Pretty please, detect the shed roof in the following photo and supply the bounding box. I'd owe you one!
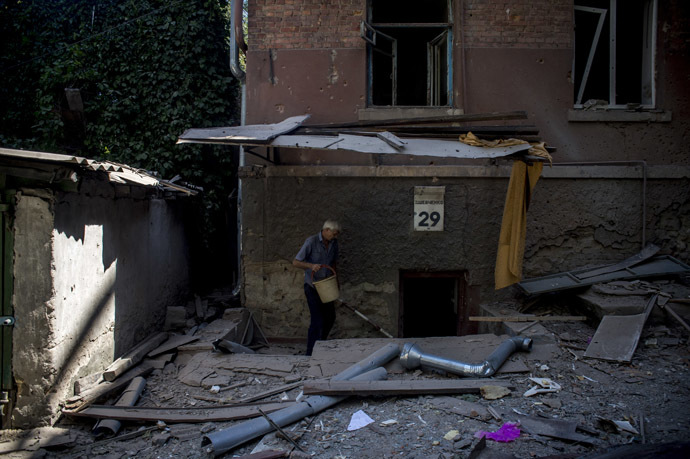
[0,147,197,196]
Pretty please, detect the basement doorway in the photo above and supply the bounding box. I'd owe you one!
[399,271,466,338]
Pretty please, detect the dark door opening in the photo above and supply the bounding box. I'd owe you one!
[399,271,466,338]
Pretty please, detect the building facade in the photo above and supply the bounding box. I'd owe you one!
[237,0,690,339]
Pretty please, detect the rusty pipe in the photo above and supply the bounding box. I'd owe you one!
[399,336,532,377]
[230,0,246,82]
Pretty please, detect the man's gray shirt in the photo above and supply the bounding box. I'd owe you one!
[295,231,339,286]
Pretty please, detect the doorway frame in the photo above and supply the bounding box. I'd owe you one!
[398,270,467,338]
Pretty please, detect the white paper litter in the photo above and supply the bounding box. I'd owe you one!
[347,410,375,431]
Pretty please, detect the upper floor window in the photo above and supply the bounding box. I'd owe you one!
[573,0,657,109]
[362,0,452,107]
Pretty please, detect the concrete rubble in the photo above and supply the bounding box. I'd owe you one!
[1,280,689,458]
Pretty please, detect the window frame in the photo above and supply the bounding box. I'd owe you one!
[572,0,658,110]
[363,0,453,108]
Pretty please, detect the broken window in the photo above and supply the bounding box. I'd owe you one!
[363,0,452,107]
[573,0,657,108]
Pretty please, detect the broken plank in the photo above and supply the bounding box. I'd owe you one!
[302,111,529,129]
[659,303,690,333]
[103,332,168,382]
[302,379,514,396]
[64,401,296,423]
[148,334,199,358]
[66,362,154,410]
[469,315,586,322]
[584,295,657,362]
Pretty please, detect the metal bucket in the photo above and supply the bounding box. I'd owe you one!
[312,266,339,303]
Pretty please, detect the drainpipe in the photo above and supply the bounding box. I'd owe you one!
[230,0,247,298]
[202,344,399,456]
[399,336,532,377]
[230,0,246,83]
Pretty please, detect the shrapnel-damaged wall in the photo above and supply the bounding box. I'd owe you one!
[240,166,690,339]
[11,180,190,428]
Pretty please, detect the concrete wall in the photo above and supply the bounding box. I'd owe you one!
[11,180,190,427]
[240,165,690,338]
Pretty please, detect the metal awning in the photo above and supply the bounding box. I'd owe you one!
[177,115,540,160]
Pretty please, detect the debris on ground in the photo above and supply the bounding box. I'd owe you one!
[2,278,689,458]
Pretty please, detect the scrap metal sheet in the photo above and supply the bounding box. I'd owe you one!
[518,255,690,295]
[177,115,310,144]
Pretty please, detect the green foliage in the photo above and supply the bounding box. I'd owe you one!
[0,0,241,286]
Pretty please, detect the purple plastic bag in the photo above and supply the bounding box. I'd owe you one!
[474,422,521,442]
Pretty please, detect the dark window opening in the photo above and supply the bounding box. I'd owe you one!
[399,271,465,338]
[365,0,452,107]
[574,0,655,108]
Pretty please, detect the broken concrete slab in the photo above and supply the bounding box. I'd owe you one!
[584,295,657,362]
[178,352,307,387]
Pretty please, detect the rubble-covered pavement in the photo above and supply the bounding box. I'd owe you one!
[2,280,690,458]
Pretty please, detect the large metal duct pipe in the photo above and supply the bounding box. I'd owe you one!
[399,336,532,377]
[202,343,399,456]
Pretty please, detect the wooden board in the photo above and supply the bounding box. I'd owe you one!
[302,379,514,396]
[148,335,199,357]
[308,335,530,378]
[65,401,295,423]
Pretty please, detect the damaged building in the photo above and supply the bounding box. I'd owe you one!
[181,0,689,341]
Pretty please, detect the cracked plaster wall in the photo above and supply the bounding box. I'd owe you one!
[241,174,690,339]
[10,182,190,428]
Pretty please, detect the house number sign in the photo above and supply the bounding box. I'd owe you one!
[413,186,445,231]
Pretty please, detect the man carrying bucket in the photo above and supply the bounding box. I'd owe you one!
[293,219,341,356]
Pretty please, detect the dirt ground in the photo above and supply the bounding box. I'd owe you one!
[3,281,690,459]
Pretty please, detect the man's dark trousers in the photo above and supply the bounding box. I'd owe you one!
[304,284,335,356]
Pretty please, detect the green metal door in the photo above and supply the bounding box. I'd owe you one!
[0,192,14,416]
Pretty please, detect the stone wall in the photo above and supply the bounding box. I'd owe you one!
[10,181,190,428]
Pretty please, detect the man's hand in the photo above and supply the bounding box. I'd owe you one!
[311,263,321,272]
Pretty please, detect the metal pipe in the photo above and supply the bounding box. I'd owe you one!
[230,0,246,82]
[93,376,146,436]
[399,336,532,377]
[202,343,399,456]
[203,367,388,456]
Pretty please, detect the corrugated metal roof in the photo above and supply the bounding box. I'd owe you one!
[0,147,197,196]
[177,114,546,161]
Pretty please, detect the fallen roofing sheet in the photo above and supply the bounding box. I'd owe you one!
[518,255,690,295]
[177,115,536,160]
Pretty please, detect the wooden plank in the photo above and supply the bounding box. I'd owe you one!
[64,401,296,423]
[584,295,657,362]
[302,111,529,129]
[65,362,154,411]
[302,379,514,396]
[103,332,168,381]
[147,334,199,357]
[469,315,587,322]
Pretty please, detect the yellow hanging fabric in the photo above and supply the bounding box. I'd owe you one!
[495,161,543,290]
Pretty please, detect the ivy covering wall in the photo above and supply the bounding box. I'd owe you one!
[0,0,241,289]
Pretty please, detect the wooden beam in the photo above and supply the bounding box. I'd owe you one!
[65,363,154,411]
[302,111,529,129]
[64,401,296,423]
[103,332,168,382]
[469,316,587,322]
[302,379,514,396]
